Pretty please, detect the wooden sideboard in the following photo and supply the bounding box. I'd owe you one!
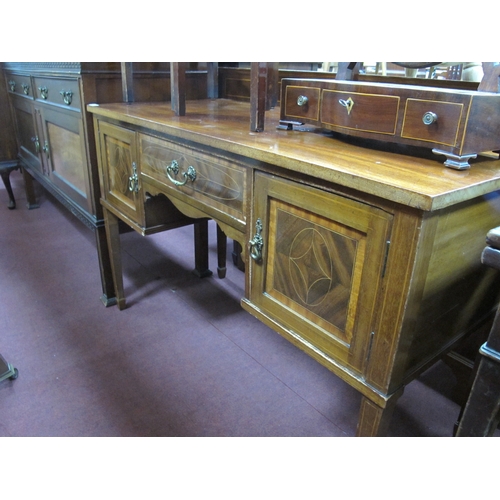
[88,98,500,436]
[2,62,208,305]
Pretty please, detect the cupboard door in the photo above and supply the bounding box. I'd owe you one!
[10,95,41,172]
[97,121,144,225]
[248,172,393,372]
[35,105,90,212]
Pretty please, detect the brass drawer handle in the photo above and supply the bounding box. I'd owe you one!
[128,162,139,193]
[22,83,30,95]
[8,80,16,92]
[339,97,354,115]
[297,95,309,106]
[38,86,48,99]
[166,160,197,186]
[249,218,263,262]
[422,111,438,125]
[60,90,73,106]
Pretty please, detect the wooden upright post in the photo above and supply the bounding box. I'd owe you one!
[250,62,269,132]
[171,62,186,116]
[207,62,219,99]
[120,62,134,103]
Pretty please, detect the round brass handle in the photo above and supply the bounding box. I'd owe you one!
[297,95,309,106]
[422,111,438,125]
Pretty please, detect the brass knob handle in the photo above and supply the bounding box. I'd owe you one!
[249,218,264,262]
[422,111,438,125]
[60,90,73,106]
[128,162,140,193]
[38,86,48,99]
[297,95,309,106]
[166,160,197,187]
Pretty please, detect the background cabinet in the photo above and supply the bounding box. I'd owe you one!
[3,62,210,305]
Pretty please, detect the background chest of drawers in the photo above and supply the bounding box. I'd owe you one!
[2,62,208,305]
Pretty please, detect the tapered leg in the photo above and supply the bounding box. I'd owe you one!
[192,219,212,278]
[216,224,227,278]
[95,222,117,307]
[455,353,500,436]
[103,207,127,310]
[356,393,402,437]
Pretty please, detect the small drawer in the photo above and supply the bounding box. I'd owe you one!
[401,99,463,147]
[140,135,247,225]
[6,73,33,98]
[321,89,400,135]
[33,77,81,110]
[283,86,321,122]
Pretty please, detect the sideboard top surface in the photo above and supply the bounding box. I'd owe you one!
[87,99,500,211]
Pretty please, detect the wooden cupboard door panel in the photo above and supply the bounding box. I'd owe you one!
[98,121,143,224]
[250,172,393,371]
[37,106,89,211]
[10,95,41,172]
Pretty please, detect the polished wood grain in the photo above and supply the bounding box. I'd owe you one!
[280,78,500,168]
[87,99,500,210]
[89,99,500,436]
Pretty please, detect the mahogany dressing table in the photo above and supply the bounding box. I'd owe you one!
[88,98,500,436]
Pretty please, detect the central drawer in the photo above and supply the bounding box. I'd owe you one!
[321,89,400,135]
[139,134,247,227]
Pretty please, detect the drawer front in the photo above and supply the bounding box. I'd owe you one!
[6,73,33,98]
[401,99,463,146]
[283,86,321,122]
[140,134,247,225]
[33,77,81,110]
[321,89,400,135]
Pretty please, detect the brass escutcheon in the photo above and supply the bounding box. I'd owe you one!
[339,97,354,115]
[128,162,139,193]
[249,218,264,262]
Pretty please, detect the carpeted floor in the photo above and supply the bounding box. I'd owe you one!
[0,168,488,437]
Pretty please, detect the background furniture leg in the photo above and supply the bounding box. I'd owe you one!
[216,224,227,278]
[0,166,17,209]
[192,219,212,278]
